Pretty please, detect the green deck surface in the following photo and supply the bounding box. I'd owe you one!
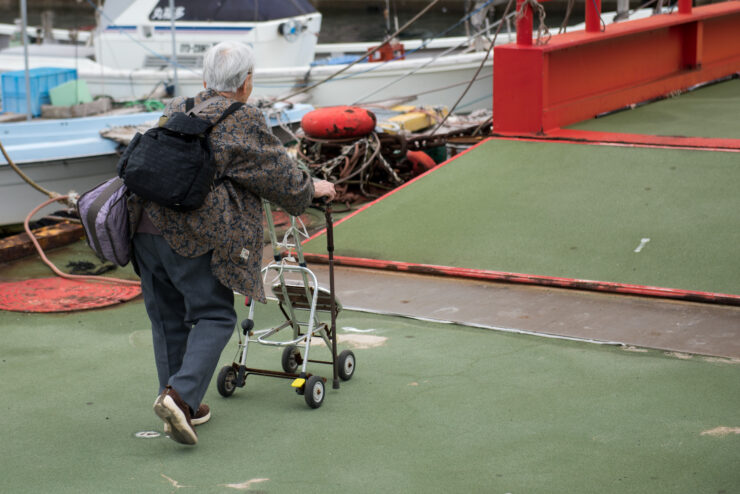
[567,78,740,139]
[305,139,740,296]
[1,294,739,493]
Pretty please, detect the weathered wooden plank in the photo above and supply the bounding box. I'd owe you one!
[0,221,84,263]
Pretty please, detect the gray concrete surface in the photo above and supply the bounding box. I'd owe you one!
[303,262,740,360]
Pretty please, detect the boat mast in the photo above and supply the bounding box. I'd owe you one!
[169,0,179,96]
[19,0,32,120]
[384,0,391,34]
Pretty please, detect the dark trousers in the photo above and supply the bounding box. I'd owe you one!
[133,233,236,413]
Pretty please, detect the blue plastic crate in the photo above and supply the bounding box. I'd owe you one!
[1,67,77,116]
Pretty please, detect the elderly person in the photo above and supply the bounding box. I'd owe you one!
[132,41,335,445]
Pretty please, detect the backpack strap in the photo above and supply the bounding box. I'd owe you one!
[186,96,218,117]
[184,97,243,129]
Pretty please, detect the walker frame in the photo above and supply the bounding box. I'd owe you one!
[216,199,355,408]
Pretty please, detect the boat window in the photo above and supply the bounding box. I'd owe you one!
[148,0,316,22]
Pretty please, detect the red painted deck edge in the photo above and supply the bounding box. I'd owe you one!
[303,254,740,307]
[492,129,740,152]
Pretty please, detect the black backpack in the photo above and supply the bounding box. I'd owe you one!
[117,97,243,211]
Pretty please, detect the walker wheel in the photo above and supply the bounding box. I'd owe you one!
[304,376,325,409]
[281,345,301,374]
[217,365,237,397]
[337,350,356,381]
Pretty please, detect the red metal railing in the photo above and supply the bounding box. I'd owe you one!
[495,0,740,134]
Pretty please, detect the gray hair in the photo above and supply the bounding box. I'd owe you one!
[202,41,255,92]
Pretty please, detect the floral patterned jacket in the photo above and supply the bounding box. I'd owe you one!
[132,89,314,302]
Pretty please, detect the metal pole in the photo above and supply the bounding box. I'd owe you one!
[515,0,532,46]
[325,205,340,390]
[617,0,629,17]
[20,0,32,120]
[586,0,602,33]
[385,0,391,34]
[678,0,692,14]
[169,0,179,97]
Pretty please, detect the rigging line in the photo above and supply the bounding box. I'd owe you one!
[358,72,493,107]
[275,0,443,103]
[516,0,551,45]
[430,0,516,135]
[397,0,498,57]
[558,0,576,34]
[308,0,502,95]
[627,0,659,18]
[309,9,507,98]
[589,0,607,32]
[288,0,311,16]
[454,91,493,110]
[351,16,511,105]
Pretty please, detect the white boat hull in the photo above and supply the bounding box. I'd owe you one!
[0,49,493,111]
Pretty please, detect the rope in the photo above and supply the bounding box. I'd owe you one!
[351,12,514,105]
[254,0,502,94]
[1,138,138,287]
[276,0,443,103]
[559,0,576,33]
[0,139,63,201]
[24,195,141,287]
[430,0,516,135]
[589,0,607,32]
[298,132,405,202]
[358,72,492,106]
[516,0,551,45]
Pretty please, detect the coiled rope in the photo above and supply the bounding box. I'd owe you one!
[1,138,140,287]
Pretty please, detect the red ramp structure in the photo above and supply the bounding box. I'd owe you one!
[493,0,740,135]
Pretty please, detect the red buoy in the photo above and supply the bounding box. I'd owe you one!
[406,150,436,176]
[301,106,377,139]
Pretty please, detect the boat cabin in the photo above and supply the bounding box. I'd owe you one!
[95,0,321,70]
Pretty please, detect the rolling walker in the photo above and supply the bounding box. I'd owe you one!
[216,200,355,408]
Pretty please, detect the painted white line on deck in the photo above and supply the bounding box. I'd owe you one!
[134,431,161,439]
[221,478,270,490]
[341,326,377,333]
[343,305,626,347]
[634,238,651,253]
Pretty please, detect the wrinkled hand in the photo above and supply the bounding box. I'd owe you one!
[313,179,336,202]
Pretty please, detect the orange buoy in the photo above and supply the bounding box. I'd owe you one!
[301,106,377,139]
[406,150,436,176]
